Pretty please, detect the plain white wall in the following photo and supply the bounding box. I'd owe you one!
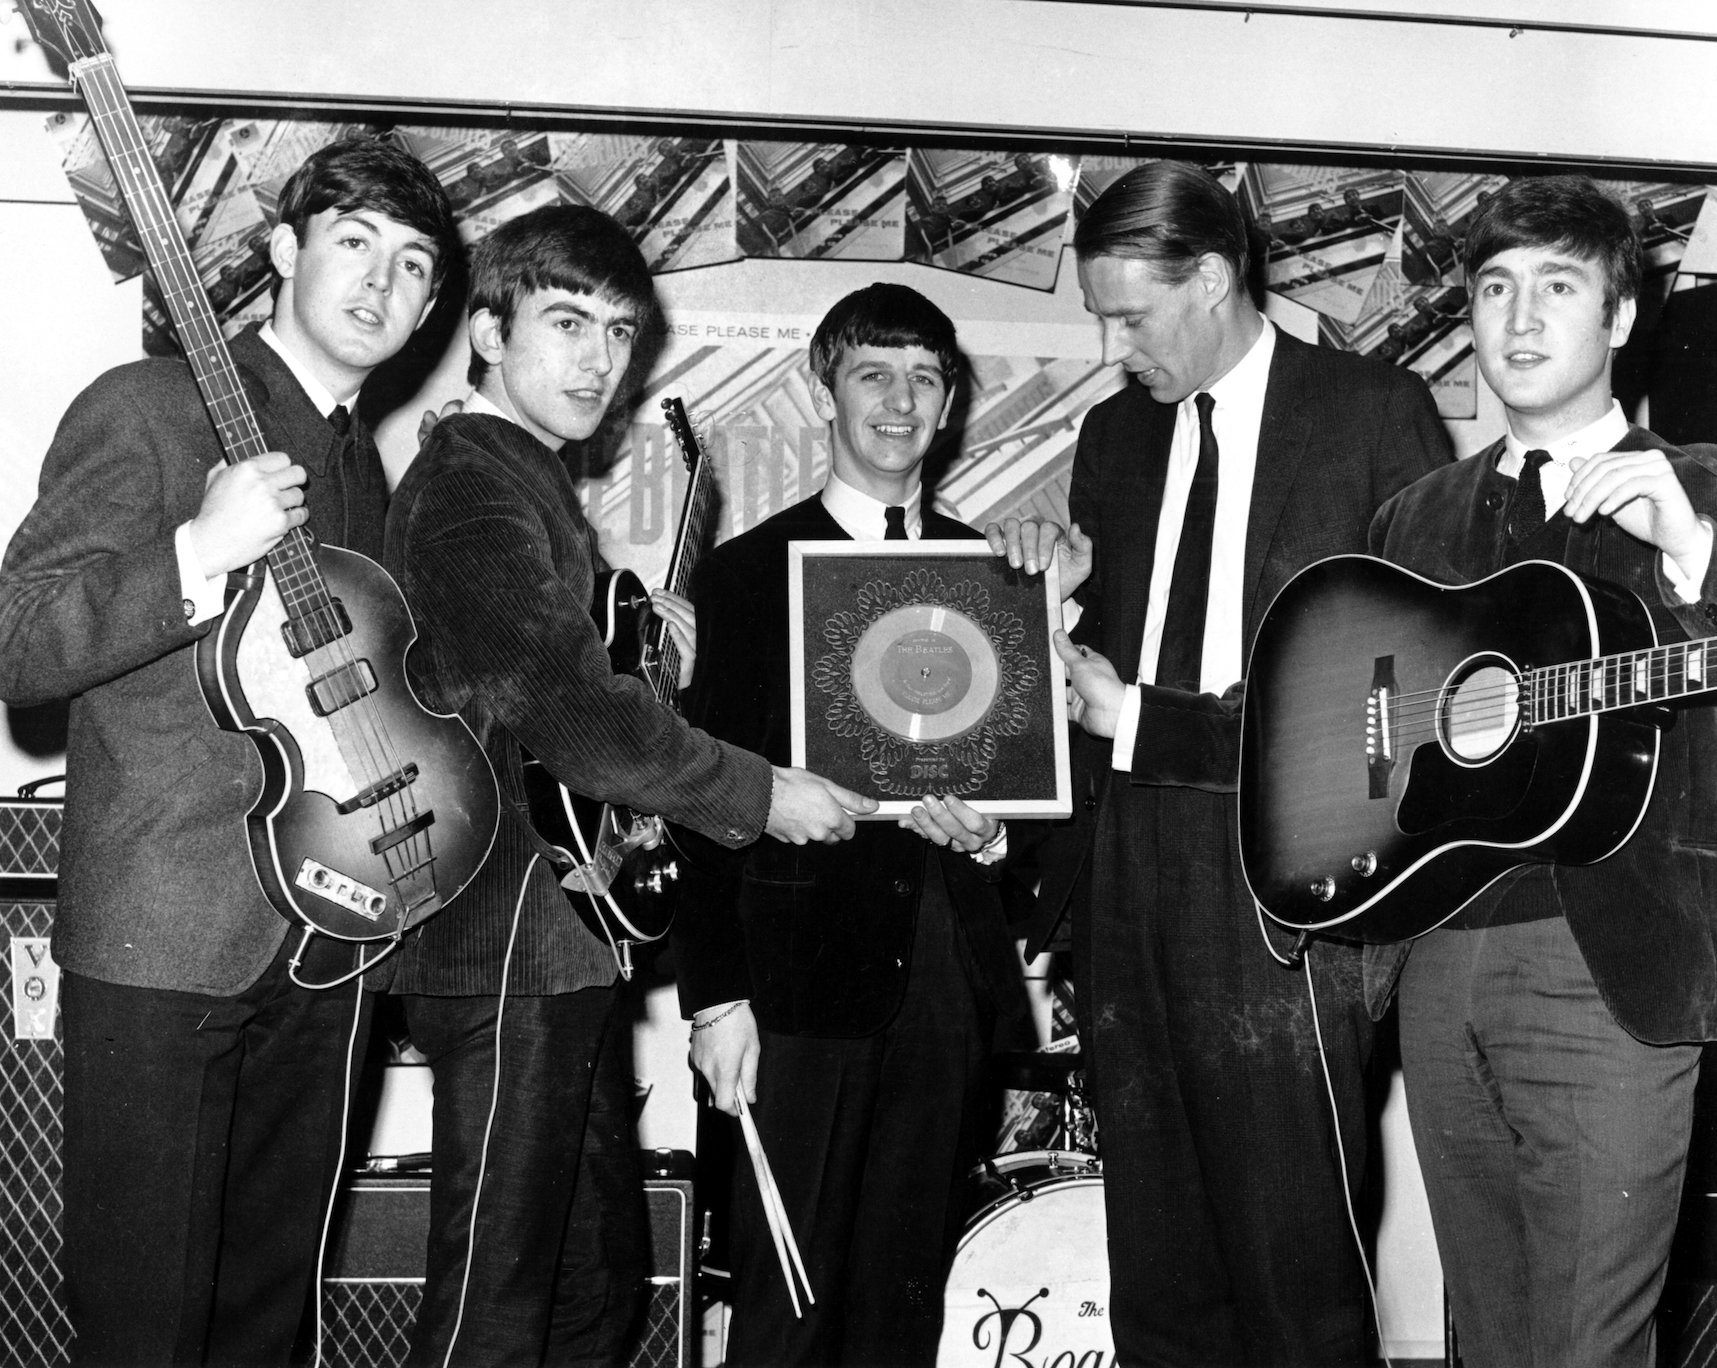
[3,0,1715,165]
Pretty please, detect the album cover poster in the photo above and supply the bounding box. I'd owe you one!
[788,542,1070,818]
[1069,155,1241,222]
[1669,190,1717,276]
[904,149,1074,291]
[553,134,739,272]
[49,112,377,354]
[734,140,908,261]
[1595,178,1710,306]
[1241,164,1405,327]
[583,329,1122,592]
[392,124,562,243]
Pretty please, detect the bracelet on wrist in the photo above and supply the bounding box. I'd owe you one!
[691,1000,746,1032]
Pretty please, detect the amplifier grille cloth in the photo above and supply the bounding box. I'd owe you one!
[0,897,71,1367]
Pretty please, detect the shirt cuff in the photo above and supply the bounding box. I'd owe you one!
[1110,683,1142,772]
[174,521,227,625]
[1662,517,1715,604]
[971,822,1009,865]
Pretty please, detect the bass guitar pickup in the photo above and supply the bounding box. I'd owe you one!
[306,658,378,717]
[281,597,352,658]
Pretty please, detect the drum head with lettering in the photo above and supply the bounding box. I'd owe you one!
[850,603,999,743]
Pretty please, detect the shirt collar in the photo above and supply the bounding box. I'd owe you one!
[258,320,357,417]
[1502,401,1629,469]
[820,471,923,540]
[463,388,512,423]
[1186,317,1275,422]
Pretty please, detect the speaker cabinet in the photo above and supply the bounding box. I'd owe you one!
[319,1151,696,1368]
[0,797,68,1368]
[0,797,694,1368]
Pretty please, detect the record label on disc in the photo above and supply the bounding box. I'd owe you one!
[851,604,999,742]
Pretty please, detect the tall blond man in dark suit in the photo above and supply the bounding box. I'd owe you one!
[993,161,1451,1365]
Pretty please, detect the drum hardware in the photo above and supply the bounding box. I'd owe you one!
[990,1049,1099,1156]
[1060,1069,1097,1157]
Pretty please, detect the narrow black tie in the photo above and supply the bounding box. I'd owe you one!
[884,504,909,540]
[328,403,352,438]
[1156,391,1219,690]
[1510,448,1551,543]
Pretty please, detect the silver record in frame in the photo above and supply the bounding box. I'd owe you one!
[789,540,1072,819]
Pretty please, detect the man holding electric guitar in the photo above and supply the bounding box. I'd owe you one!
[381,205,875,1367]
[0,136,461,1367]
[1361,175,1717,1368]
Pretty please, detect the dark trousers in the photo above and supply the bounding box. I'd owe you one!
[60,936,373,1368]
[1079,783,1373,1368]
[724,875,990,1368]
[1399,917,1700,1368]
[398,984,647,1368]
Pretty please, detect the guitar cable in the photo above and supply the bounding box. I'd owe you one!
[440,850,535,1368]
[309,947,370,1368]
[287,925,402,992]
[1254,902,1395,1368]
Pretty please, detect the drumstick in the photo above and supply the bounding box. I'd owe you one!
[735,1091,815,1312]
[733,1092,799,1317]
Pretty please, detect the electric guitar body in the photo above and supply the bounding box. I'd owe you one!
[520,400,714,976]
[520,565,683,948]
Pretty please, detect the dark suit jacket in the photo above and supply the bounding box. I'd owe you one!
[1026,328,1454,953]
[381,411,773,996]
[672,496,1029,1038]
[0,327,386,994]
[1366,428,1717,1044]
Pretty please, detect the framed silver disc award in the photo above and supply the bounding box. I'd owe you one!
[788,541,1072,818]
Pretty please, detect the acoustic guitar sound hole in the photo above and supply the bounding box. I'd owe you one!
[1440,661,1520,764]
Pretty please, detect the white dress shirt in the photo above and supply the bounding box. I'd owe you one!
[1111,320,1277,769]
[820,472,924,541]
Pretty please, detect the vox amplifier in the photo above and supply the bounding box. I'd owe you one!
[319,1149,695,1368]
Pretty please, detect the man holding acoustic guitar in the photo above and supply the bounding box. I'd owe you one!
[0,137,461,1367]
[380,204,875,1366]
[1365,175,1717,1368]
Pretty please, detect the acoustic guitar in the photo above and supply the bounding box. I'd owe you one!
[519,396,714,978]
[20,0,499,943]
[1235,554,1709,943]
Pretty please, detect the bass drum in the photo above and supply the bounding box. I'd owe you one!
[937,1150,1113,1366]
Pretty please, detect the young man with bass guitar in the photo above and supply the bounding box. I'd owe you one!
[1366,174,1717,1367]
[381,203,873,1367]
[0,135,460,1367]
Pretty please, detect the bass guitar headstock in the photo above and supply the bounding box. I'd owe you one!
[15,0,108,67]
